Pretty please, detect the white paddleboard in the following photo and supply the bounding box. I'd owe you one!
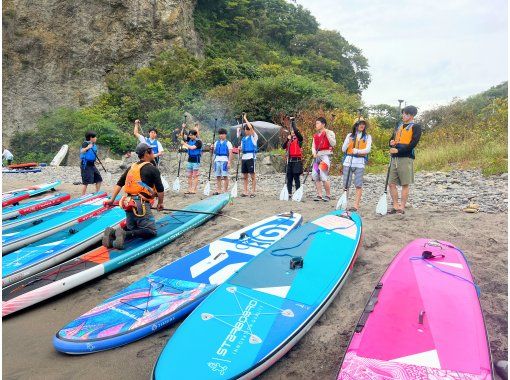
[50,145,69,166]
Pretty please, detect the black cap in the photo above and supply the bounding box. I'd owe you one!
[402,105,418,116]
[135,143,151,156]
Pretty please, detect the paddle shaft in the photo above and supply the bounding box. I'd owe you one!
[234,117,243,182]
[383,102,404,193]
[90,146,108,173]
[176,115,187,177]
[156,207,244,222]
[207,118,218,181]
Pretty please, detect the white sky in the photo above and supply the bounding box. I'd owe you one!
[295,0,508,110]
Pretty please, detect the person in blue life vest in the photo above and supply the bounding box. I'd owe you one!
[311,117,336,202]
[181,130,203,194]
[388,105,422,214]
[133,119,164,165]
[103,142,165,250]
[341,117,372,212]
[239,113,258,197]
[79,131,103,196]
[281,118,304,198]
[211,128,234,194]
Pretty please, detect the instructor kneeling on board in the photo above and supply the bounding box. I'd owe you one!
[103,143,165,250]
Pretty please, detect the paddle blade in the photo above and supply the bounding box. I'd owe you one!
[336,191,347,210]
[376,192,388,215]
[203,181,211,196]
[292,186,303,202]
[161,176,170,192]
[172,177,180,192]
[231,181,238,198]
[279,186,289,201]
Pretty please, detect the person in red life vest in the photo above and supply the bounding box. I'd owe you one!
[239,113,258,197]
[79,131,103,196]
[103,143,165,250]
[281,117,304,198]
[341,117,372,211]
[388,105,422,214]
[311,117,336,201]
[181,130,203,194]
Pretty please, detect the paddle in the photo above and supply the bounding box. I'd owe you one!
[336,109,363,210]
[156,207,244,223]
[173,115,187,192]
[279,117,294,201]
[203,118,218,196]
[231,116,243,198]
[91,148,112,183]
[138,123,170,192]
[376,100,403,215]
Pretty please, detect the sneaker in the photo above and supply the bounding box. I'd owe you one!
[102,227,116,248]
[322,196,331,202]
[313,195,322,202]
[112,228,126,250]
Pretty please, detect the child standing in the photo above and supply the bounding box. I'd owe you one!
[341,118,372,211]
[79,131,103,196]
[212,128,233,194]
[311,117,336,202]
[181,130,202,194]
[239,113,258,197]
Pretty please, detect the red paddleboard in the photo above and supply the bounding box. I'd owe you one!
[7,162,38,169]
[338,239,493,379]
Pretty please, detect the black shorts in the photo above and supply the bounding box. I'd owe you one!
[81,165,102,185]
[241,158,255,174]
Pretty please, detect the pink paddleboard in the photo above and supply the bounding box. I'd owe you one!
[338,239,492,379]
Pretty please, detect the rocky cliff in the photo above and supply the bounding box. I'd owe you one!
[2,0,202,142]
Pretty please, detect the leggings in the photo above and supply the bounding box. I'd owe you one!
[286,159,303,194]
[286,172,301,194]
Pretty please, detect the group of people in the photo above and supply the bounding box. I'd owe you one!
[78,106,421,250]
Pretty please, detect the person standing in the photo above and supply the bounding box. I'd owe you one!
[239,113,258,197]
[181,130,203,194]
[281,117,304,198]
[341,118,372,211]
[212,128,233,194]
[388,105,422,214]
[311,117,336,202]
[2,146,13,166]
[79,131,103,196]
[134,119,164,165]
[103,143,164,250]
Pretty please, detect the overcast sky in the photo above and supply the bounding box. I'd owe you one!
[295,0,508,110]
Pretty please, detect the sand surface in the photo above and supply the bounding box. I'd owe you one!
[2,178,508,380]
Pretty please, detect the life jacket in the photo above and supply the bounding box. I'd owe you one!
[345,133,369,164]
[241,136,257,154]
[395,123,414,145]
[214,140,229,156]
[80,142,97,163]
[313,131,332,152]
[124,162,156,200]
[145,137,159,155]
[288,138,302,158]
[187,139,202,160]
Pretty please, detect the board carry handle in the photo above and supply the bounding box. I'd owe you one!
[355,282,383,333]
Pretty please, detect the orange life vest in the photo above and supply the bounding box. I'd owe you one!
[124,162,156,198]
[346,134,368,156]
[395,123,414,145]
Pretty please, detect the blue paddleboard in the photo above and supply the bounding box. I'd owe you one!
[53,212,302,354]
[152,210,362,379]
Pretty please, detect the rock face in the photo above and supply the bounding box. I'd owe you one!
[2,0,202,142]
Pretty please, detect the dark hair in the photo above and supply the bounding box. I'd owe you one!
[148,127,158,133]
[316,117,327,126]
[351,120,368,139]
[402,105,418,116]
[218,128,227,135]
[85,131,97,141]
[189,130,198,136]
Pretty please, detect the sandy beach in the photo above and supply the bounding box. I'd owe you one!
[2,174,508,380]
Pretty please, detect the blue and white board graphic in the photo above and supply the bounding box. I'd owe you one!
[53,212,302,354]
[3,206,126,287]
[152,210,362,379]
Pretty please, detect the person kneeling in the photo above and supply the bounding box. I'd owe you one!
[103,143,165,250]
